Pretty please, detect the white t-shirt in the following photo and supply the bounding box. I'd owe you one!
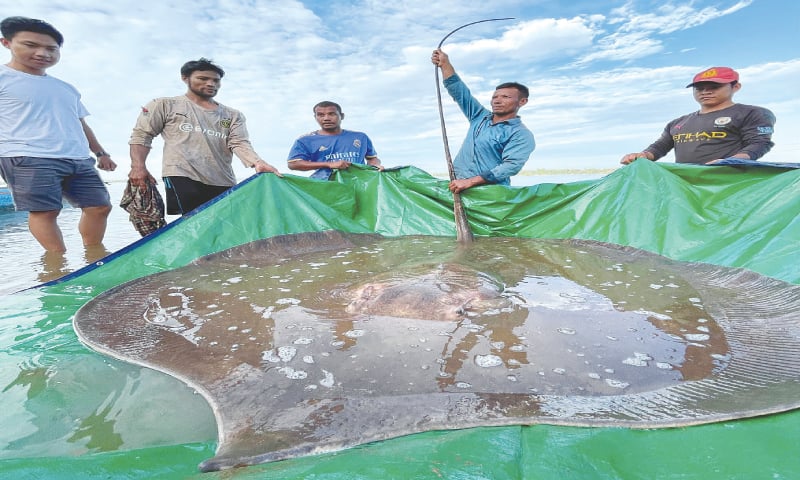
[0,64,91,159]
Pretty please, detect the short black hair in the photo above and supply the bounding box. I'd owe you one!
[180,58,225,78]
[313,101,343,115]
[496,82,529,99]
[1,16,64,46]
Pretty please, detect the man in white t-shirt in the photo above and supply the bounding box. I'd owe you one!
[0,16,117,253]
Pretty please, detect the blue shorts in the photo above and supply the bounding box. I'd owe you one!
[0,156,111,212]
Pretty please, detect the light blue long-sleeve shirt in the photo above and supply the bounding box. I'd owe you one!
[444,74,535,185]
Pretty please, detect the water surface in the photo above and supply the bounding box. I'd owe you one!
[0,174,604,295]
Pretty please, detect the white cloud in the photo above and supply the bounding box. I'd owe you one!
[575,1,754,64]
[4,0,798,184]
[448,17,598,62]
[608,0,752,33]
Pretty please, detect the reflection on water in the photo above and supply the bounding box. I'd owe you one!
[36,245,112,284]
[0,350,216,459]
[0,183,204,460]
[71,232,800,466]
[38,251,71,284]
[67,404,124,452]
[0,175,603,296]
[90,236,729,397]
[0,182,160,295]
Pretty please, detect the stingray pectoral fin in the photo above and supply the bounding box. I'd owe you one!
[199,392,544,472]
[71,232,800,473]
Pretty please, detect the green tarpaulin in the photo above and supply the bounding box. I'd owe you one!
[1,160,799,479]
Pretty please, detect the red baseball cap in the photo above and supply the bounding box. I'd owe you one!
[686,66,739,88]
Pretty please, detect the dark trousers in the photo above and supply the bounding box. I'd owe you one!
[163,176,230,215]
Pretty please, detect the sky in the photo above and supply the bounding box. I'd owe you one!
[4,0,799,183]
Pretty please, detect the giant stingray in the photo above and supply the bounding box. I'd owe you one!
[74,231,800,472]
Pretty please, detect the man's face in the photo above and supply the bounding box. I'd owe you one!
[692,82,738,109]
[314,106,343,132]
[0,31,60,75]
[491,87,527,117]
[183,70,221,99]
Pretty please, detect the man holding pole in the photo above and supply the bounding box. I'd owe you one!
[431,49,535,193]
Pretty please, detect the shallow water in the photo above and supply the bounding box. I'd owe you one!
[109,234,726,395]
[0,182,172,295]
[0,174,605,296]
[73,231,800,470]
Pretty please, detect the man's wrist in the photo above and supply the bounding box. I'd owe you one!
[95,150,110,158]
